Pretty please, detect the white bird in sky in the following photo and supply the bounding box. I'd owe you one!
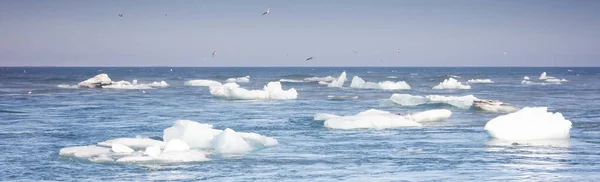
[262,6,271,15]
[212,50,216,59]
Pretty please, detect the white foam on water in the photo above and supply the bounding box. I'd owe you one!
[388,94,478,109]
[467,79,494,84]
[304,76,336,82]
[484,107,572,141]
[102,80,169,89]
[349,76,411,90]
[314,113,341,121]
[321,109,422,130]
[57,84,79,89]
[327,71,347,88]
[226,76,250,83]
[209,82,298,100]
[524,76,530,80]
[185,80,223,87]
[433,78,471,89]
[318,81,329,85]
[279,79,305,83]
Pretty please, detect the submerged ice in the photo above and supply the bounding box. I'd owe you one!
[485,107,572,141]
[209,82,298,100]
[60,120,278,165]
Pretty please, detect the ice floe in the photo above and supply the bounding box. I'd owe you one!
[387,94,478,109]
[522,72,568,85]
[185,79,223,87]
[78,73,112,88]
[315,109,452,130]
[60,120,278,165]
[471,100,520,113]
[327,72,347,88]
[209,82,298,100]
[349,76,411,90]
[226,76,250,83]
[432,78,471,89]
[485,107,572,141]
[467,79,494,84]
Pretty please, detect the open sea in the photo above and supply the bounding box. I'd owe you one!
[1,67,600,181]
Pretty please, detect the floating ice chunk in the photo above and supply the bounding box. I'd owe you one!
[467,79,494,84]
[163,139,191,153]
[314,113,341,121]
[350,76,410,90]
[237,132,279,147]
[472,100,519,113]
[147,81,169,87]
[57,84,78,89]
[163,120,221,149]
[433,78,471,89]
[524,76,530,80]
[97,137,166,149]
[279,79,305,83]
[59,145,111,158]
[401,109,452,123]
[185,79,223,87]
[485,107,572,141]
[209,82,298,100]
[322,109,422,130]
[144,145,162,157]
[212,128,254,154]
[539,72,549,80]
[304,76,336,82]
[388,94,478,109]
[112,143,134,153]
[389,94,428,106]
[78,73,112,88]
[327,71,347,88]
[226,76,250,83]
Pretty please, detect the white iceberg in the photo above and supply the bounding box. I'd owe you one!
[388,94,478,109]
[433,78,471,89]
[350,76,410,90]
[485,107,571,141]
[327,71,347,88]
[320,109,422,130]
[523,76,530,80]
[226,76,250,83]
[185,79,223,87]
[209,82,298,100]
[467,79,494,84]
[78,73,112,88]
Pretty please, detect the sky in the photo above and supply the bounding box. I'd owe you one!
[1,0,599,67]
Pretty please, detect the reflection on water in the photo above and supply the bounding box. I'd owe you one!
[486,139,571,180]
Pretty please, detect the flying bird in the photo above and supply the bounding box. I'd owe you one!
[118,13,123,18]
[504,51,508,55]
[305,57,314,61]
[165,14,168,17]
[262,6,271,15]
[212,50,216,59]
[397,48,400,54]
[352,50,358,54]
[380,60,384,63]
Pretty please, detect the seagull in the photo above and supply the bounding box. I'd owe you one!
[262,6,270,15]
[397,48,400,54]
[352,50,358,54]
[305,57,314,61]
[212,50,216,59]
[118,13,123,18]
[165,14,168,17]
[380,60,384,63]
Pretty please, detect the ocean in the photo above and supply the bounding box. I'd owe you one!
[1,67,599,181]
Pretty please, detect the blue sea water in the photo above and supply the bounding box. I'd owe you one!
[1,67,600,181]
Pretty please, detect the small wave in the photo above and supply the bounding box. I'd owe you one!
[57,84,79,89]
[467,79,494,84]
[226,76,250,83]
[0,109,25,113]
[185,80,222,87]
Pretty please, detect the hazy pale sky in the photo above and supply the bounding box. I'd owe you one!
[1,0,599,66]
